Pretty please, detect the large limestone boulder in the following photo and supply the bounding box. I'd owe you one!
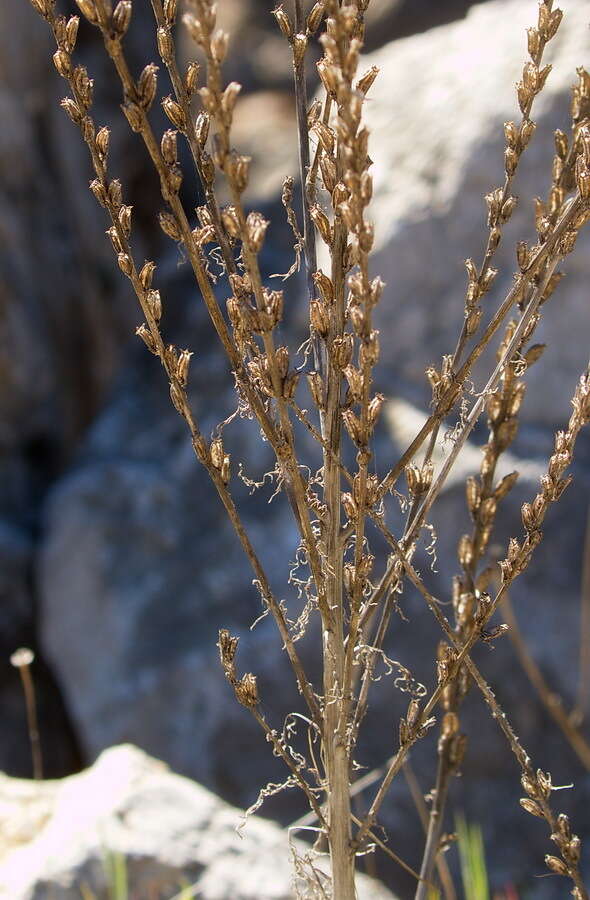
[360,0,590,424]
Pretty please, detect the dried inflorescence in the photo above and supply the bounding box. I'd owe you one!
[28,0,590,896]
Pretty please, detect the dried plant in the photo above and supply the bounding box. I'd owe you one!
[27,0,590,896]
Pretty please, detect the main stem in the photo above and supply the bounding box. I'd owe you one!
[323,212,355,900]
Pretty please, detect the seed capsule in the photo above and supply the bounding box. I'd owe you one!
[157,26,174,61]
[112,0,132,36]
[272,5,293,40]
[136,324,157,354]
[159,211,182,241]
[162,96,186,130]
[545,855,569,876]
[185,61,200,96]
[520,797,545,818]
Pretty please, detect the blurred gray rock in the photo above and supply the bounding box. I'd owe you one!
[359,0,590,424]
[0,744,396,900]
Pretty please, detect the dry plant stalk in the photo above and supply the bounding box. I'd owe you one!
[28,0,590,895]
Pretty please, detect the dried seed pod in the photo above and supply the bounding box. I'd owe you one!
[500,196,517,222]
[231,154,251,194]
[466,476,481,516]
[545,855,569,876]
[211,29,229,64]
[504,120,519,148]
[221,82,241,119]
[235,673,258,707]
[488,226,502,251]
[363,169,385,218]
[118,204,132,237]
[320,155,337,193]
[554,128,568,160]
[89,178,107,207]
[358,223,374,253]
[95,125,110,159]
[310,299,329,337]
[526,27,541,61]
[81,115,95,144]
[210,438,224,469]
[275,346,289,380]
[221,206,240,239]
[162,96,186,130]
[159,211,182,241]
[344,365,363,401]
[176,349,192,387]
[53,49,72,78]
[136,323,158,354]
[161,128,178,166]
[313,270,334,304]
[106,226,123,254]
[405,465,419,496]
[458,534,474,569]
[139,260,156,291]
[112,0,132,36]
[185,61,200,96]
[343,562,355,594]
[485,188,503,226]
[283,371,299,400]
[29,0,54,17]
[557,813,571,839]
[360,331,380,367]
[520,797,545,818]
[342,409,362,445]
[272,5,293,40]
[163,0,178,26]
[479,497,497,525]
[567,835,581,864]
[524,343,545,366]
[218,628,238,675]
[307,372,324,409]
[559,229,578,257]
[246,210,269,252]
[576,166,590,200]
[516,240,529,271]
[495,471,519,500]
[75,0,98,25]
[332,334,353,369]
[349,305,367,338]
[157,26,174,62]
[306,0,325,35]
[516,81,530,115]
[504,147,518,176]
[343,484,362,520]
[61,97,82,126]
[310,205,333,246]
[357,65,379,96]
[147,289,162,323]
[314,122,335,157]
[183,11,204,45]
[293,33,307,67]
[367,394,384,429]
[117,252,132,276]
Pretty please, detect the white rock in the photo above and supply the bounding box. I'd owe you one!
[0,745,396,900]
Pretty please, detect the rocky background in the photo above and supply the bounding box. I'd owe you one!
[2,0,590,897]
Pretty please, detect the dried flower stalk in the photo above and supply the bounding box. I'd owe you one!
[28,0,590,896]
